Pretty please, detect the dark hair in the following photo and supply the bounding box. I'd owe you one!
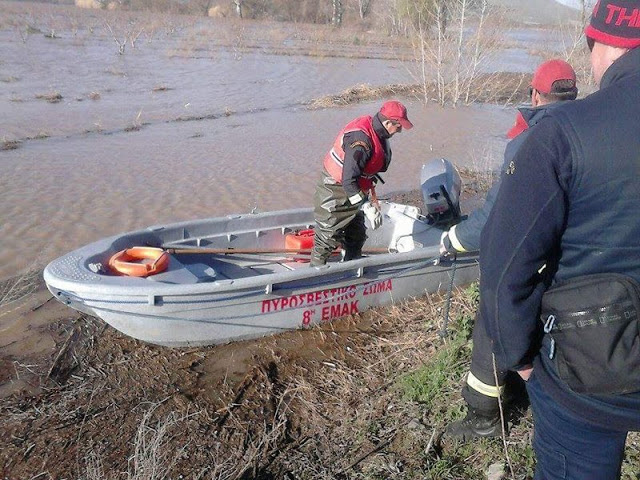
[542,79,578,102]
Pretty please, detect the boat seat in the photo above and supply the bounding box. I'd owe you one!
[147,256,216,284]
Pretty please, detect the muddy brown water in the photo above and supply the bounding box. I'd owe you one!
[0,2,541,402]
[0,2,559,283]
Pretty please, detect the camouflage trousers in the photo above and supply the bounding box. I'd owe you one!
[310,176,366,267]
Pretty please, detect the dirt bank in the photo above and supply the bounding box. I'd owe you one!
[0,269,501,479]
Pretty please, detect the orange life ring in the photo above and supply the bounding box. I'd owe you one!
[108,247,170,277]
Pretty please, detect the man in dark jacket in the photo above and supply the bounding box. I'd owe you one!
[441,59,577,255]
[443,59,578,441]
[479,1,640,477]
[310,101,412,266]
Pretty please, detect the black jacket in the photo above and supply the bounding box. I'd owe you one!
[479,47,640,431]
[452,105,558,252]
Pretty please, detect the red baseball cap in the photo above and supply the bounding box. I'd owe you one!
[531,59,577,95]
[379,100,413,130]
[585,1,640,49]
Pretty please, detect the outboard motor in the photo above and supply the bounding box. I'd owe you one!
[420,158,462,225]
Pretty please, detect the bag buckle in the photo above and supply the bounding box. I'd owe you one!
[544,315,556,359]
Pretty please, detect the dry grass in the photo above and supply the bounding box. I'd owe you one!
[161,14,411,61]
[124,404,190,480]
[124,109,144,132]
[1,139,22,151]
[35,91,63,103]
[104,67,127,77]
[308,72,530,110]
[30,131,50,140]
[308,83,421,109]
[0,268,41,307]
[151,85,172,92]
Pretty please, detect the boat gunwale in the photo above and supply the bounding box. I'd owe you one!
[44,206,477,298]
[46,246,477,295]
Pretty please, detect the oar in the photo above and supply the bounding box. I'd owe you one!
[163,247,390,255]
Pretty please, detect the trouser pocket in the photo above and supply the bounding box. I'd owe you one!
[533,436,567,480]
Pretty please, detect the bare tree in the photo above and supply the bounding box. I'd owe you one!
[16,26,28,44]
[412,10,431,104]
[558,10,596,90]
[435,0,447,36]
[234,0,243,18]
[434,0,446,104]
[580,0,597,24]
[105,21,127,54]
[332,0,343,26]
[357,0,372,20]
[403,0,505,107]
[452,0,467,106]
[104,20,144,55]
[464,0,489,103]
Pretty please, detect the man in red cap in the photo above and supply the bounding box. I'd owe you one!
[444,59,577,256]
[478,1,640,478]
[310,100,412,266]
[506,59,578,139]
[442,58,578,442]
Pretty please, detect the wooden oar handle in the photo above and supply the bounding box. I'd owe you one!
[164,247,389,255]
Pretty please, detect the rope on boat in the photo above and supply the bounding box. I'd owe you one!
[438,254,457,338]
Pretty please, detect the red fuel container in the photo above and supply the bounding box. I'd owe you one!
[285,229,315,250]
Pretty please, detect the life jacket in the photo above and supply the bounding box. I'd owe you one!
[323,115,387,192]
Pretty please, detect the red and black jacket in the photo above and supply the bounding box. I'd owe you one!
[323,113,391,198]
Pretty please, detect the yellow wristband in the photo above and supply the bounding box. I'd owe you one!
[448,225,468,253]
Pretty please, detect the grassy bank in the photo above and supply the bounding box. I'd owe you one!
[1,274,639,479]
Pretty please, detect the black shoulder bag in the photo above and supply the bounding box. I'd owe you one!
[540,273,640,395]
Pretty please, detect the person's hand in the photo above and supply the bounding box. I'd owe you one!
[517,365,534,381]
[362,202,382,230]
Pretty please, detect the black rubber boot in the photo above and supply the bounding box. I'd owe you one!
[342,248,362,262]
[443,408,502,442]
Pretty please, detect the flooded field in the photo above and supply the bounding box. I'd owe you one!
[5,4,640,480]
[0,2,558,281]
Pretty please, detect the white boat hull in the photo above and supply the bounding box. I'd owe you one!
[44,203,478,347]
